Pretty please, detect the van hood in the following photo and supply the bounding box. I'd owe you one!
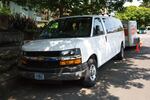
[22,38,83,51]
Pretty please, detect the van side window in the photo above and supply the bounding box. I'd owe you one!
[102,17,114,33]
[102,17,123,33]
[93,18,104,36]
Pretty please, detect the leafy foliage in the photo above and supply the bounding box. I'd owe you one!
[142,0,150,8]
[8,14,37,32]
[0,6,11,15]
[0,13,37,32]
[108,1,124,12]
[116,6,150,28]
[9,0,107,17]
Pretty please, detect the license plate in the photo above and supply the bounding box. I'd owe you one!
[34,73,44,80]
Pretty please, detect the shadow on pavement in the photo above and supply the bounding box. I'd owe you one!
[125,46,150,59]
[1,46,150,100]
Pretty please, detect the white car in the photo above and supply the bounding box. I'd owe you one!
[18,15,125,87]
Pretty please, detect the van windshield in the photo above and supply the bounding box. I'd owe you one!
[39,17,92,39]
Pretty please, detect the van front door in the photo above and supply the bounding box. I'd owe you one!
[92,17,108,65]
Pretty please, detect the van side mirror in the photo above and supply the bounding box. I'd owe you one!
[95,25,104,35]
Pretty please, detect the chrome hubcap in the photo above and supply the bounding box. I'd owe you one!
[89,64,96,81]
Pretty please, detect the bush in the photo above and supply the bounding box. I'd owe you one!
[0,7,11,15]
[7,14,38,33]
[0,14,37,32]
[116,6,150,28]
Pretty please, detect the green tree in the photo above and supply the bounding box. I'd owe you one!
[108,1,124,12]
[116,6,150,28]
[4,0,126,17]
[0,7,11,15]
[142,0,150,8]
[9,0,126,17]
[0,0,10,7]
[10,0,105,17]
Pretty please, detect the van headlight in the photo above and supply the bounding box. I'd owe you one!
[60,48,82,66]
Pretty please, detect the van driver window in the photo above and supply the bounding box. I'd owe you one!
[93,18,104,36]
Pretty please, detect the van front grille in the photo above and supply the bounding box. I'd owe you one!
[22,51,61,69]
[24,59,59,69]
[24,51,61,57]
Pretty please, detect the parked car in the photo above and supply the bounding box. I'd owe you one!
[18,15,125,87]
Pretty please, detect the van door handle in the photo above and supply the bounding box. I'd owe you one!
[105,36,107,42]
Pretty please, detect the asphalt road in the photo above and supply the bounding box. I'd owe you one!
[0,32,150,100]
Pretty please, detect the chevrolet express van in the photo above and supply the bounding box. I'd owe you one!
[18,15,125,87]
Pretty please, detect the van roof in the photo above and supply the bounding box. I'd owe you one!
[56,15,112,20]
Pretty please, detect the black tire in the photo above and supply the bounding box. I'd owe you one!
[82,58,97,87]
[117,45,124,60]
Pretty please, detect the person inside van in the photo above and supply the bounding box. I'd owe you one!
[76,21,90,37]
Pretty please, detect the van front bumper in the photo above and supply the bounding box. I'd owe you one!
[18,63,88,81]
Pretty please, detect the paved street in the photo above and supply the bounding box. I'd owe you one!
[0,32,150,100]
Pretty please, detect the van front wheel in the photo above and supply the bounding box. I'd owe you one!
[82,58,97,87]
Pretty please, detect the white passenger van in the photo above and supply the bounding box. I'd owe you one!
[18,15,125,87]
